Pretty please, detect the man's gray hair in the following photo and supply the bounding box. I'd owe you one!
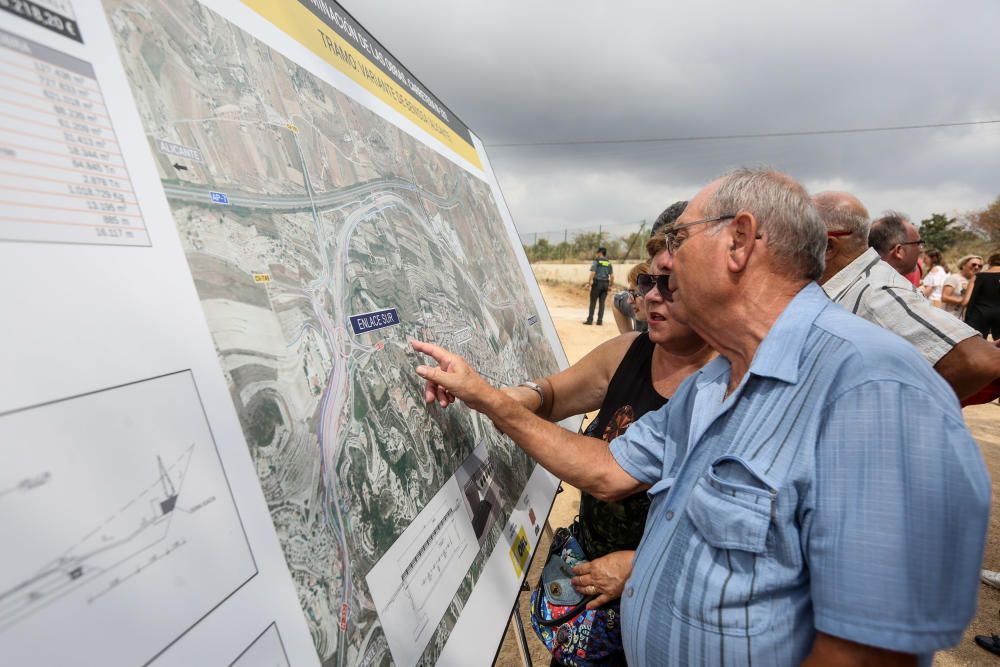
[703,168,826,281]
[868,211,910,255]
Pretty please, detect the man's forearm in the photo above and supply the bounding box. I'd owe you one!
[935,335,1000,400]
[481,390,634,501]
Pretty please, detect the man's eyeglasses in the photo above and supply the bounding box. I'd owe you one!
[664,214,736,253]
[826,230,853,238]
[969,263,983,270]
[898,239,924,247]
[636,273,670,297]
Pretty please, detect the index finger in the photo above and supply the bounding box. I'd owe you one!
[410,339,455,365]
[571,562,590,576]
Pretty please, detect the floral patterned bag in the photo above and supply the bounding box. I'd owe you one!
[529,524,624,667]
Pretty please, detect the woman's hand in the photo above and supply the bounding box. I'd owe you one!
[570,550,634,609]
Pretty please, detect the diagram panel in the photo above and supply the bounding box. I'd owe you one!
[231,623,291,667]
[0,370,257,666]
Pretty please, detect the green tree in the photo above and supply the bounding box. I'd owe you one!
[918,213,973,252]
[571,231,606,259]
[619,230,648,260]
[968,195,1000,243]
[524,238,553,262]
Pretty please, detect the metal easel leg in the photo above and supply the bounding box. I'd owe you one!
[511,597,534,667]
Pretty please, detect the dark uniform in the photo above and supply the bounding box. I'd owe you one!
[585,257,613,325]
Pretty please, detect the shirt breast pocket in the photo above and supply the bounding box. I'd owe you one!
[670,456,776,636]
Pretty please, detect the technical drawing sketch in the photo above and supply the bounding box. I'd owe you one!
[454,443,502,548]
[231,622,291,667]
[0,371,257,666]
[365,477,478,667]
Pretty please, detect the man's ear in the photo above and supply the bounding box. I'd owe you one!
[726,212,758,273]
[825,236,838,263]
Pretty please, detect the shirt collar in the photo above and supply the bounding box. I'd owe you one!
[747,282,830,384]
[694,282,831,388]
[822,247,882,300]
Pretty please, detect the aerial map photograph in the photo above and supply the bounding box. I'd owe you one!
[102,0,561,664]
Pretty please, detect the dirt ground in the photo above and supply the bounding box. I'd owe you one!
[493,276,1000,666]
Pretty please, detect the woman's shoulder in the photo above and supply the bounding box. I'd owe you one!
[576,331,643,375]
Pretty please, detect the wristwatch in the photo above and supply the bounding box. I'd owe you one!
[519,381,545,411]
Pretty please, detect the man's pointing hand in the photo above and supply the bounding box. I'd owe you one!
[411,340,497,411]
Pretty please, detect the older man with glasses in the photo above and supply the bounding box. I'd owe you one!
[868,211,925,276]
[412,168,990,666]
[816,192,1000,405]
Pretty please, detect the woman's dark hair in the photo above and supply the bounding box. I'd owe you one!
[925,249,947,271]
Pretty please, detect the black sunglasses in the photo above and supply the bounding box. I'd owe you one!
[636,273,670,297]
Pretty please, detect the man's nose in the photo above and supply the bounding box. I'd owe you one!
[663,251,676,271]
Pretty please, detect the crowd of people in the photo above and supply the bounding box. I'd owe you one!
[411,168,1000,666]
[612,208,1000,346]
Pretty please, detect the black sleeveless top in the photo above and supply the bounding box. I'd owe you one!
[578,333,668,558]
[966,271,1000,321]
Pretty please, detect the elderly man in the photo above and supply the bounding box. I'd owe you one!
[816,192,1000,404]
[413,169,989,666]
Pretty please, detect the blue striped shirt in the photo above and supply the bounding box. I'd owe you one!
[609,282,990,666]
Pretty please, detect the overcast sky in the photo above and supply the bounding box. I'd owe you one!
[343,1,1000,235]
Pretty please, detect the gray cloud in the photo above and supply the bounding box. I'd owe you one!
[343,1,1000,232]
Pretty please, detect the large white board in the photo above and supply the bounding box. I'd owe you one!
[0,1,571,666]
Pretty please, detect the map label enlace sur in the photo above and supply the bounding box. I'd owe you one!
[349,308,400,335]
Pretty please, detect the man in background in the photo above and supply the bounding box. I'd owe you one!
[816,192,1000,404]
[584,246,613,325]
[867,211,923,276]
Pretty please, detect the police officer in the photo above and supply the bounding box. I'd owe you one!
[583,247,613,325]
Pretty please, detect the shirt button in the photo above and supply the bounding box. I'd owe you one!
[666,510,674,521]
[625,587,634,598]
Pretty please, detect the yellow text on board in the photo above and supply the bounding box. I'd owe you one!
[252,272,271,284]
[509,526,531,577]
[242,0,481,169]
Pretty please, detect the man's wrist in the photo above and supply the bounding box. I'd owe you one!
[519,381,545,413]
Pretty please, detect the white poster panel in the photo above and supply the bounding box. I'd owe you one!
[0,0,573,664]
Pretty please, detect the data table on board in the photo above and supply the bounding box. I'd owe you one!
[0,27,148,246]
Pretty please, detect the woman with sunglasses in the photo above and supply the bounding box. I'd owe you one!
[941,255,982,317]
[504,235,714,665]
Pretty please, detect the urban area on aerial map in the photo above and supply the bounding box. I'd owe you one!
[103,0,560,665]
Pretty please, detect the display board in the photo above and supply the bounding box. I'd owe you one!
[0,1,573,665]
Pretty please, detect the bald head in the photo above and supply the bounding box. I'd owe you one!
[813,191,870,243]
[813,191,871,284]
